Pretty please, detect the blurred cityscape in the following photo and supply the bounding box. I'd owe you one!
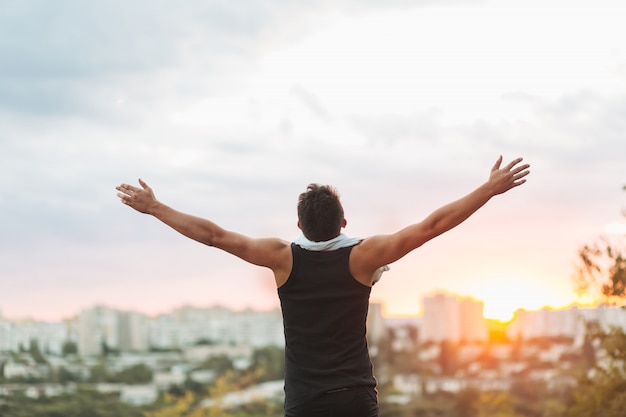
[0,294,624,415]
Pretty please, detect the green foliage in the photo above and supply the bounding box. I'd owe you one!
[566,189,626,415]
[88,362,152,384]
[575,239,626,305]
[575,186,626,306]
[183,377,208,395]
[451,388,526,417]
[475,391,523,417]
[195,338,216,346]
[564,325,626,417]
[250,346,284,382]
[101,341,119,356]
[53,366,81,384]
[200,354,233,375]
[452,387,480,417]
[62,341,78,356]
[379,393,452,417]
[88,363,111,383]
[146,371,283,417]
[29,340,47,364]
[114,363,153,384]
[0,389,144,417]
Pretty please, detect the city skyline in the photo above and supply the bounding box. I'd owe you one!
[2,296,623,359]
[0,291,602,324]
[2,0,625,322]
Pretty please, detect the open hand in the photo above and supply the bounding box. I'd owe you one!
[489,156,530,195]
[116,179,158,214]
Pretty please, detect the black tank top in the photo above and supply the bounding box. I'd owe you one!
[278,243,377,410]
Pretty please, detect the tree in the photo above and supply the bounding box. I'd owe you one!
[0,389,145,417]
[573,185,626,306]
[29,340,47,364]
[574,238,626,305]
[250,346,284,382]
[475,391,524,417]
[89,362,111,382]
[114,363,153,384]
[452,387,479,417]
[565,185,626,416]
[62,341,78,356]
[200,355,233,375]
[54,366,81,384]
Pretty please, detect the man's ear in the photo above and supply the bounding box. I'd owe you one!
[297,220,302,230]
[342,218,347,228]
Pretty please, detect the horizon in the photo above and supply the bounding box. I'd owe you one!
[0,293,604,324]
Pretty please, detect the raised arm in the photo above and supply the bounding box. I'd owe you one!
[116,179,292,281]
[350,156,530,284]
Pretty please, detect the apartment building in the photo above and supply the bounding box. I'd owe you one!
[507,305,626,343]
[420,293,488,343]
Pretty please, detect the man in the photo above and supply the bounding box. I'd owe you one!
[116,155,530,417]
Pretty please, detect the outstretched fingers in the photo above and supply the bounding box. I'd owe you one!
[513,165,531,178]
[115,179,156,214]
[491,155,503,172]
[511,163,530,174]
[503,157,524,172]
[510,166,531,186]
[115,183,139,205]
[116,192,131,204]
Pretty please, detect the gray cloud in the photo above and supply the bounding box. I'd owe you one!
[0,0,475,119]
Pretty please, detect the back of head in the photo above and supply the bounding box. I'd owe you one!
[297,184,344,242]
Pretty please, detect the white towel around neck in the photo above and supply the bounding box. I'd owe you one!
[293,233,390,284]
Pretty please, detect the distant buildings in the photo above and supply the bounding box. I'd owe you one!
[76,305,285,356]
[77,306,150,356]
[420,293,488,343]
[367,303,386,346]
[0,318,68,355]
[506,307,584,342]
[507,305,626,344]
[1,298,625,358]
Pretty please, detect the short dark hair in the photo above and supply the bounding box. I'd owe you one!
[297,184,344,242]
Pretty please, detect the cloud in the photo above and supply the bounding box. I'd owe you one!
[0,0,480,120]
[1,0,625,320]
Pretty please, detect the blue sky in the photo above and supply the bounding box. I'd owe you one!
[1,0,625,321]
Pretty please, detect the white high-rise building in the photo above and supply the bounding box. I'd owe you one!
[0,319,69,355]
[421,293,461,343]
[367,303,386,346]
[77,306,127,356]
[420,293,487,343]
[118,311,150,352]
[149,306,285,349]
[459,297,489,342]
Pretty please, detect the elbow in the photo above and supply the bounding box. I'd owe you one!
[204,227,227,248]
[419,220,447,244]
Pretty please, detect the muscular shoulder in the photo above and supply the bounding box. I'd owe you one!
[268,239,293,288]
[349,236,389,286]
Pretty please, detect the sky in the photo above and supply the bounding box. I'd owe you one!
[1,0,625,323]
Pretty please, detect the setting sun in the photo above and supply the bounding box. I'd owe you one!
[460,272,576,322]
